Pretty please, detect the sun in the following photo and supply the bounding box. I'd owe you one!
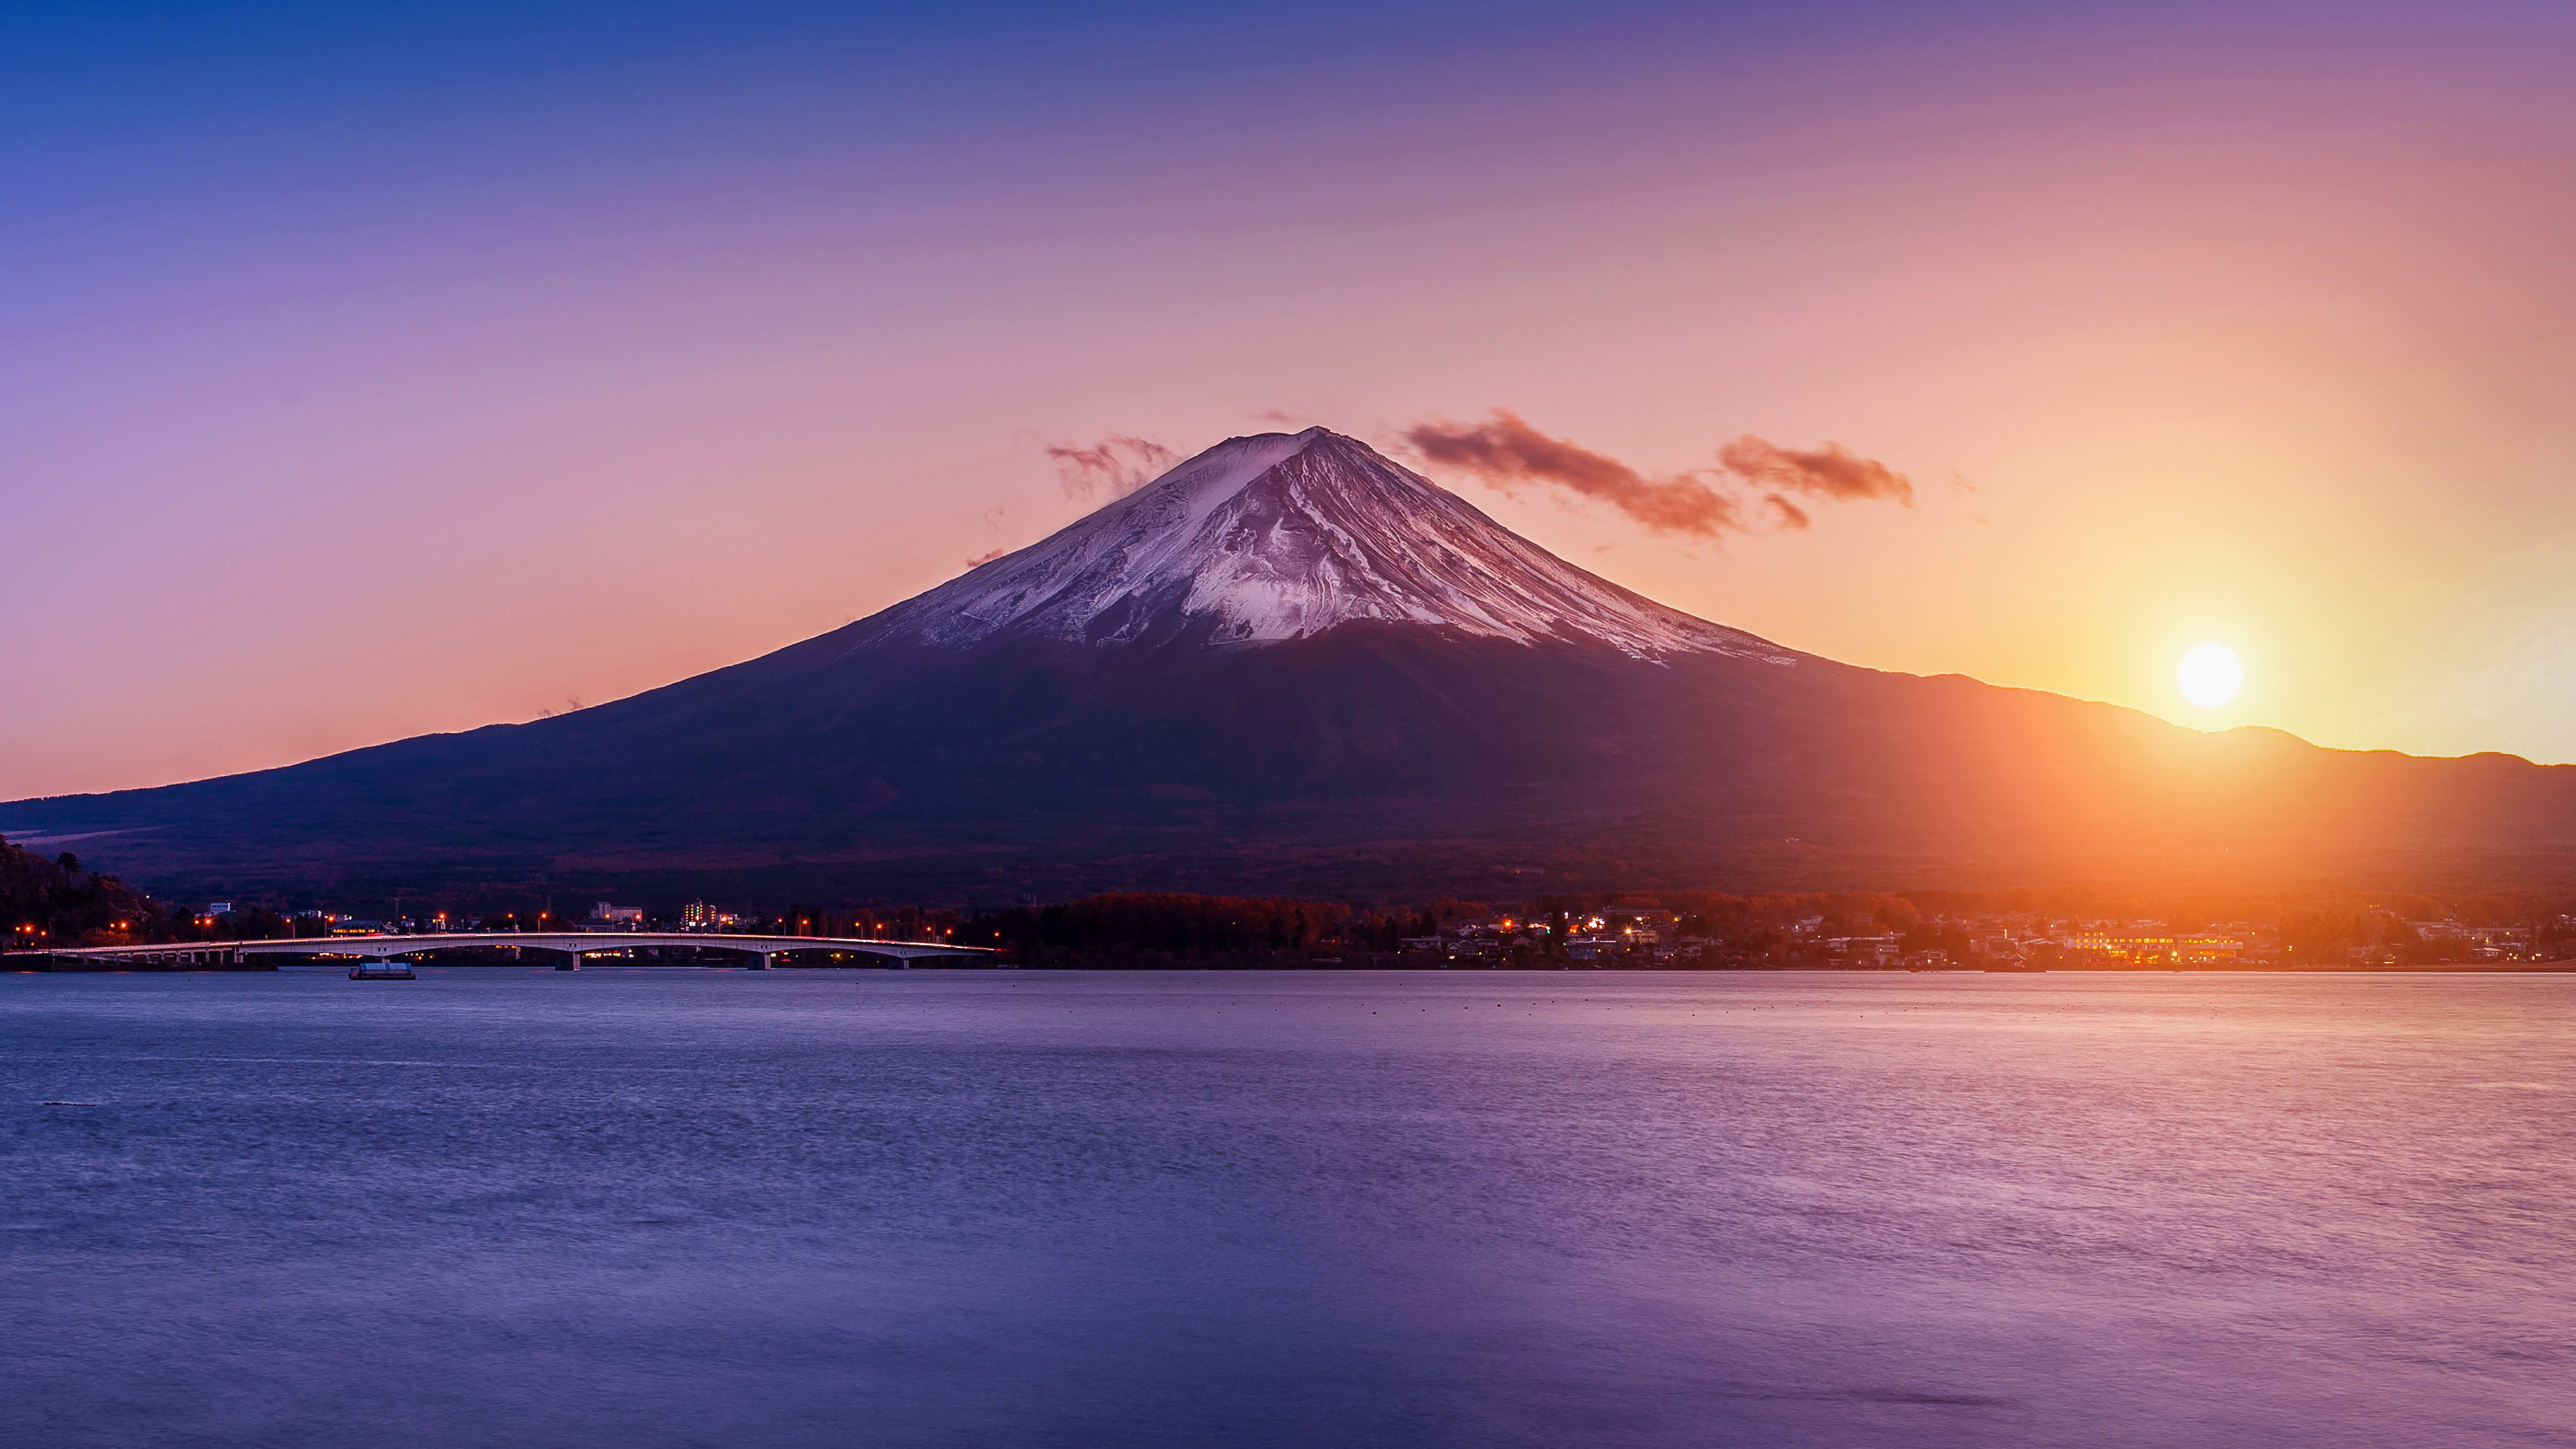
[2177,642,2242,709]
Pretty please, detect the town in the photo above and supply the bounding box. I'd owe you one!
[10,825,2570,972]
[1382,904,2573,970]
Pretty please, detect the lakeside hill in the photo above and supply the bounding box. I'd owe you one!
[9,428,2575,903]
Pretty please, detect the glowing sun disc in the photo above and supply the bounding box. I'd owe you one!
[2178,642,2242,708]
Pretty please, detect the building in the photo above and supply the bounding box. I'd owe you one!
[680,901,741,929]
[2057,929,2244,966]
[1824,935,1900,965]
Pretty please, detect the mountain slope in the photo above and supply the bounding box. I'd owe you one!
[845,428,1782,658]
[6,428,2573,904]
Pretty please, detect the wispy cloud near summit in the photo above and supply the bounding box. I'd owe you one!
[1401,409,1914,540]
[1403,410,1746,538]
[1048,434,1176,501]
[1718,436,1914,505]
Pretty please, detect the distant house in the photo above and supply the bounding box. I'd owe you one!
[2056,929,2244,965]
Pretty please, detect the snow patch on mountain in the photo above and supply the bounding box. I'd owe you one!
[849,427,1792,662]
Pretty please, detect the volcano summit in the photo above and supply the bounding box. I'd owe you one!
[854,427,1780,659]
[8,428,2574,902]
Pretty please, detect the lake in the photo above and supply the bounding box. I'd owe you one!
[5,969,2573,1447]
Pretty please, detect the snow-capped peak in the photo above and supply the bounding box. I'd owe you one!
[848,427,1790,661]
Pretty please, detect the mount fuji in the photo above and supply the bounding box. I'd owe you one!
[848,428,1778,659]
[9,427,2574,903]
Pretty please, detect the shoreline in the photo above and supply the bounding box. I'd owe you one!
[10,956,2574,976]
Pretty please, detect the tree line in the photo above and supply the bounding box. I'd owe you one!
[964,893,1356,963]
[1,837,247,948]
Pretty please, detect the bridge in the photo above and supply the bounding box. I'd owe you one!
[15,933,996,971]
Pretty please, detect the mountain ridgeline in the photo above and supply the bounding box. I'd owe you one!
[8,427,2573,903]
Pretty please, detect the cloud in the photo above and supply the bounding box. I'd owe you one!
[1401,409,1924,544]
[1763,493,1812,530]
[1048,434,1176,501]
[1716,435,1914,505]
[963,547,1008,568]
[1402,410,1745,539]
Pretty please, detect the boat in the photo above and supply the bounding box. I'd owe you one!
[348,961,416,981]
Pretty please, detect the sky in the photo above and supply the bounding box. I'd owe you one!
[7,0,2575,800]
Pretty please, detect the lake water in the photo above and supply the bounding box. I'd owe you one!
[5,969,2573,1447]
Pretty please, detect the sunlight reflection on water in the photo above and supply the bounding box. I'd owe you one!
[6,969,2573,1448]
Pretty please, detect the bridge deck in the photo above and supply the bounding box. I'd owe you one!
[18,933,995,964]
